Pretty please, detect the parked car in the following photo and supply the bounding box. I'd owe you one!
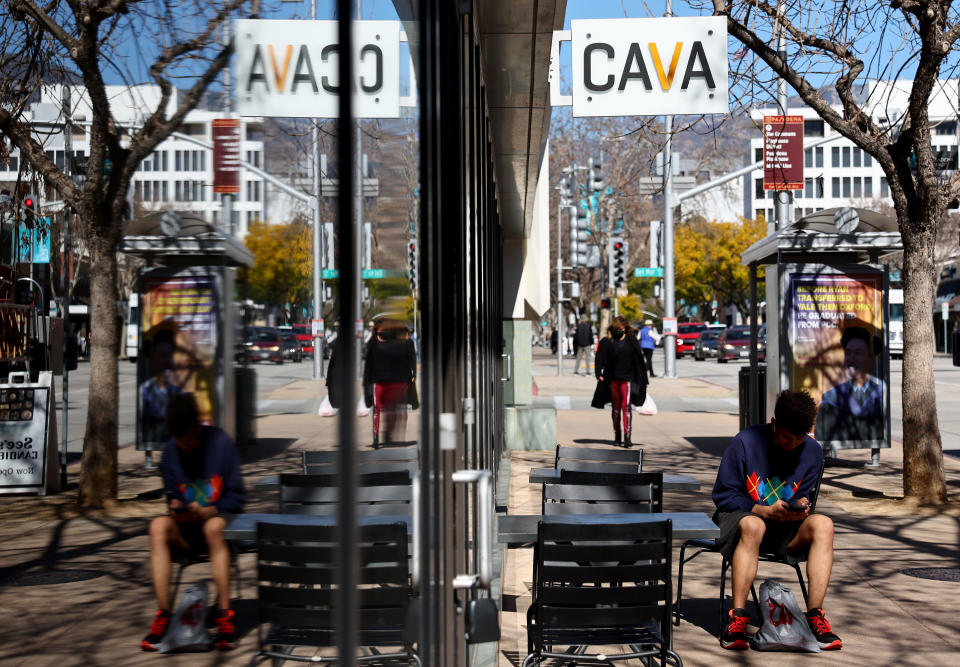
[292,323,314,358]
[717,326,752,363]
[279,328,303,362]
[247,327,284,364]
[758,324,767,362]
[676,322,708,357]
[693,327,725,360]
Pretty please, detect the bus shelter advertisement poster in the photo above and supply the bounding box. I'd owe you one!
[786,269,889,450]
[136,275,219,450]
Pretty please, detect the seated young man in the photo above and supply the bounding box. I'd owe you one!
[712,390,841,651]
[141,393,246,651]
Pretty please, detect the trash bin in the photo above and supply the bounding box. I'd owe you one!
[738,364,766,430]
[235,366,256,447]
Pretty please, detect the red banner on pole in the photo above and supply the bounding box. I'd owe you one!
[763,115,804,191]
[212,118,241,195]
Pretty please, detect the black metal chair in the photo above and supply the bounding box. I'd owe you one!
[302,448,419,475]
[279,472,412,516]
[543,471,663,515]
[554,445,642,473]
[522,520,682,667]
[674,463,826,632]
[250,521,420,665]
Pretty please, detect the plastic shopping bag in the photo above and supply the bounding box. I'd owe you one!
[635,394,658,416]
[158,582,213,653]
[318,395,338,417]
[749,580,820,652]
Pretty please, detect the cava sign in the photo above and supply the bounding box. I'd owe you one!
[235,20,400,118]
[563,17,728,117]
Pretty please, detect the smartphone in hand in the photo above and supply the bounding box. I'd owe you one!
[786,502,808,513]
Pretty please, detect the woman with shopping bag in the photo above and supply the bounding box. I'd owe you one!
[591,316,648,447]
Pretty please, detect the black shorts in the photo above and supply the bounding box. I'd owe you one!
[172,520,210,557]
[714,510,804,562]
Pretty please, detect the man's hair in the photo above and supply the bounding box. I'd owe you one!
[774,390,818,435]
[840,325,878,355]
[166,392,200,437]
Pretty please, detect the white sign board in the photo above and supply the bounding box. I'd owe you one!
[662,317,678,335]
[235,20,400,118]
[0,386,50,492]
[312,319,325,337]
[942,301,949,320]
[568,17,728,117]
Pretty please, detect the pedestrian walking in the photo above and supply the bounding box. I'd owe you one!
[638,319,659,378]
[550,328,558,355]
[591,316,648,447]
[362,318,417,448]
[573,316,593,375]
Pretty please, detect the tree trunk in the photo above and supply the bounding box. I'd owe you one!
[900,223,947,504]
[77,236,120,508]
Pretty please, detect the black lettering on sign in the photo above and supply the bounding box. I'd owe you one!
[360,45,383,93]
[618,43,653,91]
[584,43,615,92]
[246,46,269,92]
[321,44,340,93]
[292,45,318,93]
[680,41,715,90]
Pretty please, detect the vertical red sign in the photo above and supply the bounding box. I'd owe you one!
[212,118,241,195]
[763,115,804,191]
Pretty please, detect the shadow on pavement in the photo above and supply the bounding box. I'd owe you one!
[682,436,730,457]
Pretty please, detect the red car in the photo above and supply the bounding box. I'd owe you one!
[676,322,707,357]
[293,323,314,358]
[717,326,752,363]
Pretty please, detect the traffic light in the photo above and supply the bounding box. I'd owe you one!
[22,193,38,221]
[590,157,604,193]
[570,204,589,266]
[608,237,628,289]
[600,298,611,309]
[407,238,418,291]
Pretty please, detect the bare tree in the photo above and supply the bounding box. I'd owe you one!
[704,0,960,503]
[0,0,250,507]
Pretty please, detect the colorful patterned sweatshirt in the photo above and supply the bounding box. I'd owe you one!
[160,426,246,514]
[712,423,823,515]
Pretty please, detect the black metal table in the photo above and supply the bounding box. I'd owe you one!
[528,468,701,490]
[224,513,412,541]
[497,511,718,545]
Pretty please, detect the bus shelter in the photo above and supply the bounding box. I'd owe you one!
[119,211,254,466]
[741,207,902,464]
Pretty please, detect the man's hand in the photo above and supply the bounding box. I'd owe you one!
[170,500,217,522]
[756,499,809,521]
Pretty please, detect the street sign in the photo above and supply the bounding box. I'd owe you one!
[362,269,385,279]
[311,318,324,337]
[567,17,728,117]
[634,267,665,278]
[322,269,339,279]
[763,115,804,190]
[662,317,678,335]
[212,119,241,194]
[942,301,949,320]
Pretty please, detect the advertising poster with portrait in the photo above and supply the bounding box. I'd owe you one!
[783,266,889,450]
[136,271,220,451]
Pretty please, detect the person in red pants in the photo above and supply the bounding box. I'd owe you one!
[363,319,417,447]
[592,316,648,447]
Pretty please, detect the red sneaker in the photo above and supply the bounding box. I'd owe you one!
[805,608,842,650]
[141,609,172,651]
[720,607,750,650]
[215,608,237,650]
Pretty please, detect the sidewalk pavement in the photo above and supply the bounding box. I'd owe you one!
[0,373,958,666]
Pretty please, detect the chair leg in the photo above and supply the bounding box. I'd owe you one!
[718,557,729,635]
[666,648,684,667]
[674,542,689,626]
[750,583,760,616]
[170,562,186,605]
[793,563,809,606]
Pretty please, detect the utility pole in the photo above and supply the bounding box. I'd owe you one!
[774,0,791,232]
[354,0,364,378]
[556,199,564,376]
[221,21,234,235]
[61,85,72,488]
[311,0,324,380]
[661,0,678,380]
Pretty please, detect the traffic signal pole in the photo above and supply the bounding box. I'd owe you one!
[662,0,677,380]
[556,200,564,376]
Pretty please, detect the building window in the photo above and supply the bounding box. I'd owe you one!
[175,151,182,171]
[936,121,957,135]
[191,151,198,171]
[175,181,182,201]
[162,151,168,171]
[805,148,812,169]
[853,148,862,168]
[881,177,889,197]
[842,177,851,197]
[832,177,840,198]
[754,147,763,163]
[201,152,206,172]
[162,181,168,201]
[832,147,840,168]
[865,177,873,197]
[8,153,17,172]
[804,119,825,137]
[864,152,872,167]
[767,208,774,221]
[143,181,152,201]
[755,178,764,198]
[135,181,143,201]
[815,147,823,168]
[853,177,862,198]
[805,178,814,198]
[842,147,850,168]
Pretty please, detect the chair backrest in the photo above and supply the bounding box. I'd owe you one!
[305,461,419,475]
[554,445,642,471]
[556,460,641,475]
[302,447,419,469]
[542,471,663,515]
[532,520,673,651]
[255,521,412,640]
[809,461,826,512]
[279,472,412,516]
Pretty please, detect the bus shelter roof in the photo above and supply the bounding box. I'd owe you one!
[119,211,253,268]
[740,207,902,267]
